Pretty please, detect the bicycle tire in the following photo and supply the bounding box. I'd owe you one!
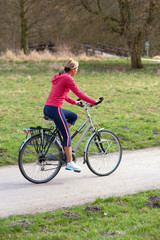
[85,129,122,176]
[18,133,62,184]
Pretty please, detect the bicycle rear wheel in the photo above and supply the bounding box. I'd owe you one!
[18,133,62,183]
[85,129,122,176]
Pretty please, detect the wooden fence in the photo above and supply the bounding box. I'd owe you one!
[28,42,129,57]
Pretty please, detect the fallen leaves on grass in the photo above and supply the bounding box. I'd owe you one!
[64,211,81,220]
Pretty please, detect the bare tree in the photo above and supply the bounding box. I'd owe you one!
[79,0,160,68]
[0,0,55,54]
[19,0,57,54]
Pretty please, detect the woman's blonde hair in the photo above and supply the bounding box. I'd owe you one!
[59,58,79,75]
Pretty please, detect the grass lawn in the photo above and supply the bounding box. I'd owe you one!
[0,189,160,240]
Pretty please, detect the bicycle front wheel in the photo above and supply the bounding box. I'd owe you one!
[85,129,122,176]
[18,133,62,183]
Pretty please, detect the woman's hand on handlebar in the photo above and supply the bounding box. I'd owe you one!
[75,100,84,107]
[89,97,104,107]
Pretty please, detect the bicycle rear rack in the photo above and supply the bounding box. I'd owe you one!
[23,126,54,138]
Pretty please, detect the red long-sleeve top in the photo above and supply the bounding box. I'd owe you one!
[45,73,96,107]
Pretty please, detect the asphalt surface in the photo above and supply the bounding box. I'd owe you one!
[0,147,160,218]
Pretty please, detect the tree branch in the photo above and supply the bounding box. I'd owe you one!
[28,12,51,30]
[24,0,38,14]
[80,0,121,33]
[97,0,102,14]
[140,0,159,37]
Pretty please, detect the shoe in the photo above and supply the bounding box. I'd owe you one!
[65,162,82,172]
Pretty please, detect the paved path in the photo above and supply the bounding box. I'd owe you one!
[0,147,160,218]
[142,58,160,63]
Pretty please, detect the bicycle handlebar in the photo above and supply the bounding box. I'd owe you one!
[76,97,104,107]
[94,97,104,106]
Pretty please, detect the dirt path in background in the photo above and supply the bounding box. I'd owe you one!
[0,147,160,218]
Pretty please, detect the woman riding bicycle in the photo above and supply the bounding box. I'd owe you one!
[44,59,96,172]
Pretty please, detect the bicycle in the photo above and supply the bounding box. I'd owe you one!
[18,97,122,184]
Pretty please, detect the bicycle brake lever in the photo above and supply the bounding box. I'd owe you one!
[76,99,84,107]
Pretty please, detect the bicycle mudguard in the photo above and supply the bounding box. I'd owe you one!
[17,134,35,153]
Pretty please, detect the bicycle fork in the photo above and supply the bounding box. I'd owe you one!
[84,128,106,164]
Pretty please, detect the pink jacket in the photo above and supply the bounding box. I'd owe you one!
[45,73,96,107]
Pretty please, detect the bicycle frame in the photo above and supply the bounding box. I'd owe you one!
[71,103,96,153]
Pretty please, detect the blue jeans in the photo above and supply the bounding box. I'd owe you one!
[43,105,78,147]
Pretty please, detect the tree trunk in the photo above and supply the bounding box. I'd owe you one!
[20,0,28,55]
[21,26,28,55]
[127,38,143,69]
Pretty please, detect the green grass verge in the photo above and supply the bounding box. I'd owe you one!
[0,57,160,165]
[0,190,160,240]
